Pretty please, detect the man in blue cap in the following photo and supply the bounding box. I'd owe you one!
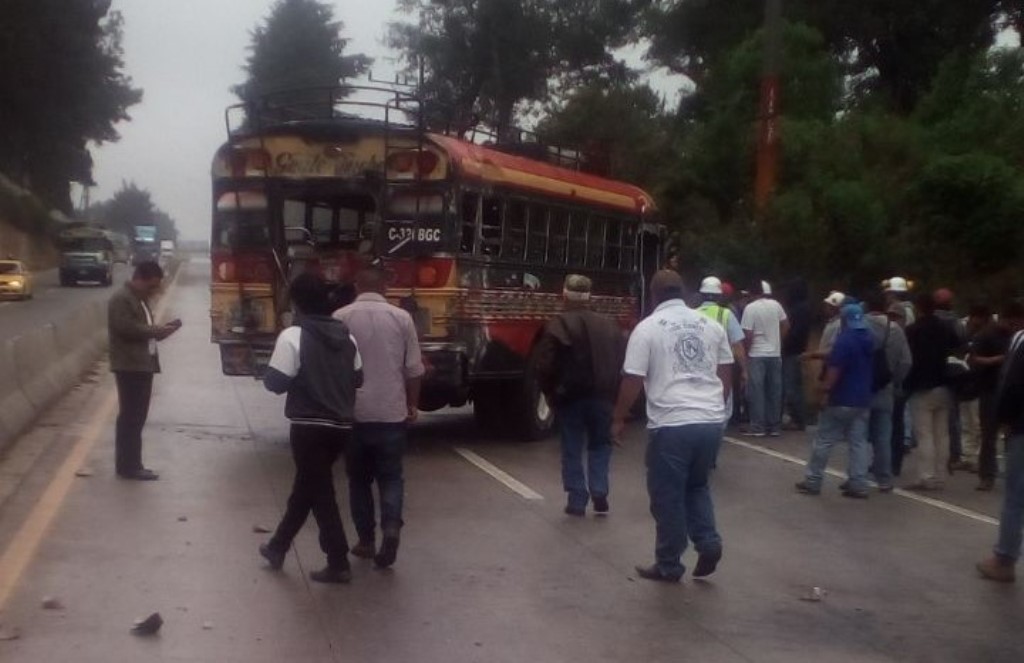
[796,300,875,498]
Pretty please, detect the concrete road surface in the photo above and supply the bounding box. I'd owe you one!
[0,264,130,343]
[0,258,1020,663]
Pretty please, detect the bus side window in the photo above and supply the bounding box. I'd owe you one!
[549,210,569,265]
[586,217,606,268]
[621,222,638,271]
[502,200,527,260]
[461,193,480,254]
[480,197,502,256]
[567,213,587,267]
[526,204,548,263]
[604,220,623,270]
[311,204,333,244]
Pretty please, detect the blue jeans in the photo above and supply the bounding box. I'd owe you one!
[782,355,807,428]
[804,406,870,492]
[995,434,1024,562]
[748,357,783,434]
[868,406,894,488]
[559,398,613,509]
[346,422,407,540]
[645,423,723,579]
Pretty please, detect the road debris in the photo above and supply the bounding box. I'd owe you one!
[799,586,827,602]
[252,524,272,534]
[202,621,214,630]
[177,516,188,522]
[41,597,64,610]
[74,468,94,478]
[131,612,163,636]
[0,625,21,641]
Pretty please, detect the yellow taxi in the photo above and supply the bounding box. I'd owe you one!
[0,259,33,300]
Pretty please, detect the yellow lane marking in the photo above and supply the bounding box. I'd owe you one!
[453,448,545,501]
[723,435,999,527]
[0,264,185,609]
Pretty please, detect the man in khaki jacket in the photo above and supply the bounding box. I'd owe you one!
[108,261,180,480]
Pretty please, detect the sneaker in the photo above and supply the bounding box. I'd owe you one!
[259,543,285,570]
[838,480,850,491]
[564,504,586,517]
[634,564,681,583]
[794,481,821,496]
[310,566,352,584]
[592,496,609,515]
[741,428,766,438]
[767,430,781,437]
[976,556,1015,583]
[693,548,722,578]
[374,528,400,569]
[841,489,869,500]
[878,484,894,494]
[350,539,376,559]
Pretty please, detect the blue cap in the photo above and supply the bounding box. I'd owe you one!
[841,301,868,329]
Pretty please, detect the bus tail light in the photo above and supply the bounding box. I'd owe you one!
[386,150,440,178]
[416,258,453,288]
[212,252,276,284]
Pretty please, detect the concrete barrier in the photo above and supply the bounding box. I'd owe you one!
[0,339,36,450]
[0,299,109,455]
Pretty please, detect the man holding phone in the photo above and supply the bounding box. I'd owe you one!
[108,261,180,480]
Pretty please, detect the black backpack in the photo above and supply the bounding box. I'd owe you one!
[871,322,893,393]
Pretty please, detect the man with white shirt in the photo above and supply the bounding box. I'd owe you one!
[613,270,734,582]
[740,280,789,437]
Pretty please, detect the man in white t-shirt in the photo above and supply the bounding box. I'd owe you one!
[740,280,789,437]
[612,270,734,582]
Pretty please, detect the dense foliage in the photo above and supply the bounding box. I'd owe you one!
[0,0,141,213]
[87,182,178,242]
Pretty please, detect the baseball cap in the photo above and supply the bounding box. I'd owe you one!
[933,287,954,307]
[841,301,868,329]
[699,276,723,295]
[823,291,846,307]
[883,276,911,293]
[721,281,735,297]
[563,274,592,301]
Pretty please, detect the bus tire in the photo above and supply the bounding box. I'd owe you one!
[509,350,555,441]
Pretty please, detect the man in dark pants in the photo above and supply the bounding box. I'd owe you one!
[107,261,180,480]
[612,270,734,582]
[536,274,625,516]
[260,273,363,584]
[970,302,1024,491]
[334,267,424,569]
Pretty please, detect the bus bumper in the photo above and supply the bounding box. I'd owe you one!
[419,342,468,410]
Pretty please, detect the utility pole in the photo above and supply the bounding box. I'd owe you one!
[754,0,782,215]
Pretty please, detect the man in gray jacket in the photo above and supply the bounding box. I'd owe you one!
[108,261,180,481]
[865,290,912,492]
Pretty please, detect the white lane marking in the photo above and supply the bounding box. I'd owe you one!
[453,448,545,501]
[723,436,998,526]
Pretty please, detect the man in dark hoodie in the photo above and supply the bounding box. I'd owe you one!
[259,272,363,584]
[536,274,625,516]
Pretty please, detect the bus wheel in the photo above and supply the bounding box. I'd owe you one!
[510,351,555,441]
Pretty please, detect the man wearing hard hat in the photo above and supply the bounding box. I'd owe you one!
[884,276,915,326]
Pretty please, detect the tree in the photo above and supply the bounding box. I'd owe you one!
[89,182,177,241]
[0,0,142,212]
[234,0,371,103]
[389,0,639,138]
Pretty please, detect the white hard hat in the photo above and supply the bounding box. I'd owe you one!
[699,276,723,295]
[823,291,846,307]
[884,276,909,293]
[761,280,772,296]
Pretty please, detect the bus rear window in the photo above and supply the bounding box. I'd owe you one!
[214,191,270,249]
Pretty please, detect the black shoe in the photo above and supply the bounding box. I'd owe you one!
[350,539,376,559]
[794,481,821,495]
[592,496,609,515]
[564,504,586,517]
[118,468,159,481]
[374,530,400,569]
[310,566,352,584]
[259,543,285,570]
[841,489,869,499]
[634,564,681,583]
[693,549,722,578]
[838,480,850,491]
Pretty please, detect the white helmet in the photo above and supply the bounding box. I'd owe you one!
[699,276,723,295]
[761,280,773,296]
[884,276,910,293]
[823,291,846,307]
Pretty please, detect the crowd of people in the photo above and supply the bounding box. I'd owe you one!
[107,261,1024,586]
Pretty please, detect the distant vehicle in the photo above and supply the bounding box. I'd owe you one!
[210,85,664,439]
[58,226,115,286]
[108,231,130,263]
[132,225,160,263]
[159,239,175,262]
[0,259,33,300]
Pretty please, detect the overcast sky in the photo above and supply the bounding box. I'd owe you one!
[87,1,681,241]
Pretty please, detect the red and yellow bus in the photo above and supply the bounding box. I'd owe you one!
[210,87,662,438]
